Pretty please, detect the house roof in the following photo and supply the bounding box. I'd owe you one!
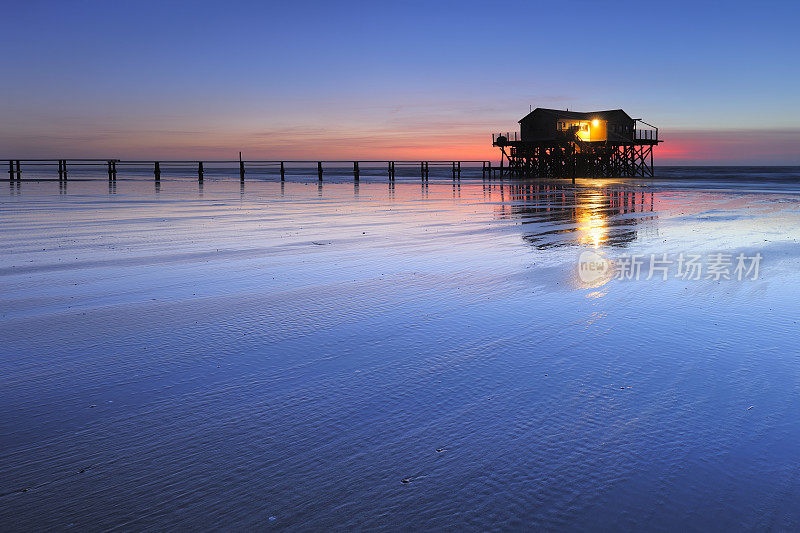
[519,108,634,123]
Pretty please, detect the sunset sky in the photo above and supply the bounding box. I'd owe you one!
[2,0,799,164]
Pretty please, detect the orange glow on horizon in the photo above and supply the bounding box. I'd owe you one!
[4,126,798,165]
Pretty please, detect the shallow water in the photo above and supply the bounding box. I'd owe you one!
[2,175,800,531]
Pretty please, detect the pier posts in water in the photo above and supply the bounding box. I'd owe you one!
[499,151,504,177]
[3,159,487,183]
[7,160,22,180]
[106,160,118,180]
[451,162,461,180]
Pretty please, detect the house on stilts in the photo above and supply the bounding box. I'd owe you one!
[492,108,660,178]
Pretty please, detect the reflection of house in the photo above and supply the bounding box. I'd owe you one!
[489,182,656,248]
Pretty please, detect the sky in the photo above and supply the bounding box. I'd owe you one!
[1,0,799,164]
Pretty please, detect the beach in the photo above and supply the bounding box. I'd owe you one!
[3,171,800,530]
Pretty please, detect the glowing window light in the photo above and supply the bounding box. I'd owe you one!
[592,119,599,127]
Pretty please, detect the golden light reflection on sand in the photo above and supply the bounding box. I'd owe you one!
[575,191,610,248]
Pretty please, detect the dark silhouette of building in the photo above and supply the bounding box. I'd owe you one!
[493,108,661,178]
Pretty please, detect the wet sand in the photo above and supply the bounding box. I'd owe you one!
[2,176,800,530]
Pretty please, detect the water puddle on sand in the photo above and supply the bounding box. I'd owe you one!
[2,177,800,530]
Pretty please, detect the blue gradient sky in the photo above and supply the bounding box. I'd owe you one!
[2,0,799,163]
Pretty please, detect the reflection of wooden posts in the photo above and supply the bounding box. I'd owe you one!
[353,161,359,181]
[457,161,461,180]
[239,161,245,181]
[154,161,161,180]
[198,162,204,182]
[571,143,576,184]
[7,161,13,180]
[106,160,114,180]
[280,161,285,181]
[317,162,323,181]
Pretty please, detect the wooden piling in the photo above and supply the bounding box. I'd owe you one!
[0,158,489,183]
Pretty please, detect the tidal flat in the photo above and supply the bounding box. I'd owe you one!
[3,172,800,530]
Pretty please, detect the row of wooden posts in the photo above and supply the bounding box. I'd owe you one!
[7,160,498,181]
